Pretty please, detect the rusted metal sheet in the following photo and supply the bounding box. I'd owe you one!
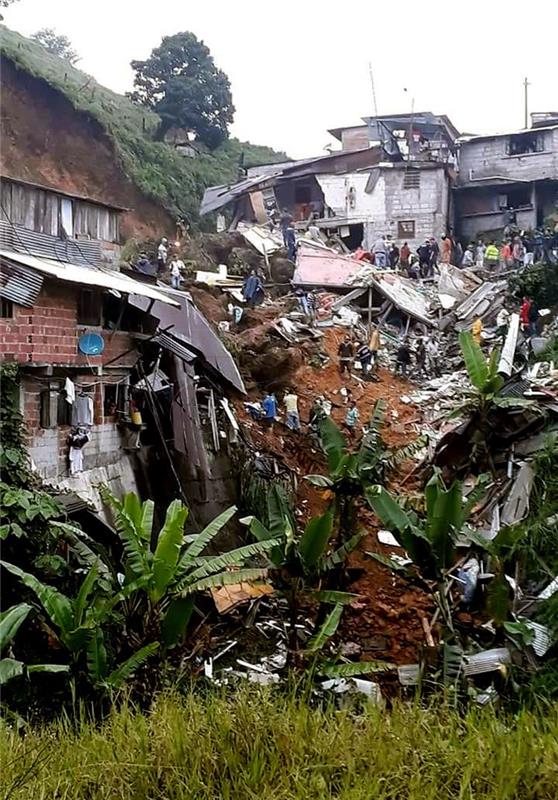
[0,258,43,306]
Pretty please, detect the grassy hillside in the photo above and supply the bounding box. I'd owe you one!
[0,26,287,225]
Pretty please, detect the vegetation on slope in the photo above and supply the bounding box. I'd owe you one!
[0,26,287,225]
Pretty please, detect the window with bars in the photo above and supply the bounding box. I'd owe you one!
[403,170,421,189]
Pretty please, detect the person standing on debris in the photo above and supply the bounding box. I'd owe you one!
[283,389,301,432]
[475,240,486,269]
[337,337,354,376]
[242,269,264,308]
[280,208,294,247]
[369,324,381,368]
[307,220,321,242]
[356,339,374,379]
[440,233,452,264]
[157,237,169,274]
[395,338,412,378]
[472,316,483,346]
[286,222,297,262]
[400,241,411,270]
[389,242,400,269]
[372,235,388,268]
[295,288,310,316]
[425,335,441,377]
[461,243,475,268]
[261,391,277,430]
[135,252,152,274]
[496,307,511,344]
[520,296,532,334]
[501,240,513,270]
[512,237,525,268]
[415,337,427,377]
[484,241,500,271]
[169,255,185,289]
[417,240,432,278]
[344,400,360,436]
[527,299,539,337]
[453,239,464,267]
[429,237,440,273]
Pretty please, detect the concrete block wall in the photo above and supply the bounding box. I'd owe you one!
[458,129,558,185]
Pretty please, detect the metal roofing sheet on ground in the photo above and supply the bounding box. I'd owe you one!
[0,250,178,307]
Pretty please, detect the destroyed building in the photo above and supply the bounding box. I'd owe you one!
[455,113,558,241]
[201,111,459,251]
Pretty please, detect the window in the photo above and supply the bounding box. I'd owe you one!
[397,220,416,238]
[403,169,421,189]
[77,289,102,326]
[1,298,13,318]
[507,132,544,156]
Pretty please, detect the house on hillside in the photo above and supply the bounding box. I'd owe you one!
[454,115,558,242]
[201,111,459,251]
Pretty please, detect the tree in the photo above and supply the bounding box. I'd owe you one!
[129,32,235,149]
[31,28,80,65]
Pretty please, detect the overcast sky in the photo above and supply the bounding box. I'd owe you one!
[5,0,557,158]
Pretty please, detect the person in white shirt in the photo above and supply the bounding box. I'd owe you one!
[496,307,510,343]
[157,238,169,274]
[425,336,441,377]
[283,390,300,432]
[307,222,321,242]
[170,257,185,289]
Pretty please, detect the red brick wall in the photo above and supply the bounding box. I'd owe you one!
[0,280,136,367]
[1,283,77,363]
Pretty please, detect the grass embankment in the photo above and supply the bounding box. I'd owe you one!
[0,27,286,223]
[1,690,557,799]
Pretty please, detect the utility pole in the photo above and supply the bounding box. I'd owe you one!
[524,77,530,128]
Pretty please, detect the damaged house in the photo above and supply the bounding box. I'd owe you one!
[201,111,458,251]
[455,113,558,242]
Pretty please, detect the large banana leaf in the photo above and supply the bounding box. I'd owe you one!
[322,531,366,571]
[86,627,107,682]
[161,596,195,648]
[365,487,431,569]
[182,505,237,562]
[0,603,32,651]
[319,416,347,472]
[424,475,462,572]
[74,565,99,628]
[103,642,159,689]
[180,568,268,596]
[309,590,358,605]
[318,659,394,677]
[176,539,279,591]
[298,509,334,572]
[241,516,285,568]
[151,500,188,603]
[0,658,24,684]
[240,516,273,542]
[459,331,488,391]
[113,507,150,580]
[304,474,334,488]
[1,561,74,637]
[53,522,114,591]
[357,399,387,476]
[307,603,343,652]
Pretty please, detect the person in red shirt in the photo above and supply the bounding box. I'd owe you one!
[520,296,531,331]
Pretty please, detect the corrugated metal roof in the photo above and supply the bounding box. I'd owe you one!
[462,648,511,676]
[0,258,43,306]
[152,332,196,363]
[129,292,245,394]
[0,250,179,307]
[0,220,103,268]
[200,174,280,215]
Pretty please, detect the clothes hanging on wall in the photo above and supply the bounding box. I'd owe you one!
[71,394,93,426]
[64,377,76,405]
[68,428,90,475]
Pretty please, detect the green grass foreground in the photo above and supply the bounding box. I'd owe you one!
[1,690,557,799]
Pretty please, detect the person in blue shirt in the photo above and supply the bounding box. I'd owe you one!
[242,270,264,308]
[261,392,277,431]
[286,222,297,262]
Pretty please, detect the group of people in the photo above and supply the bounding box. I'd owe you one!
[135,237,187,290]
[337,326,382,381]
[337,327,442,381]
[460,232,555,273]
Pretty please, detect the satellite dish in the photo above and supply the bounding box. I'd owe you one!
[78,332,105,355]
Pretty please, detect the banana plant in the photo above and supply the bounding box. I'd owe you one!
[243,488,365,658]
[306,401,426,542]
[0,602,69,686]
[102,491,279,648]
[436,333,539,476]
[366,471,490,636]
[0,561,157,689]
